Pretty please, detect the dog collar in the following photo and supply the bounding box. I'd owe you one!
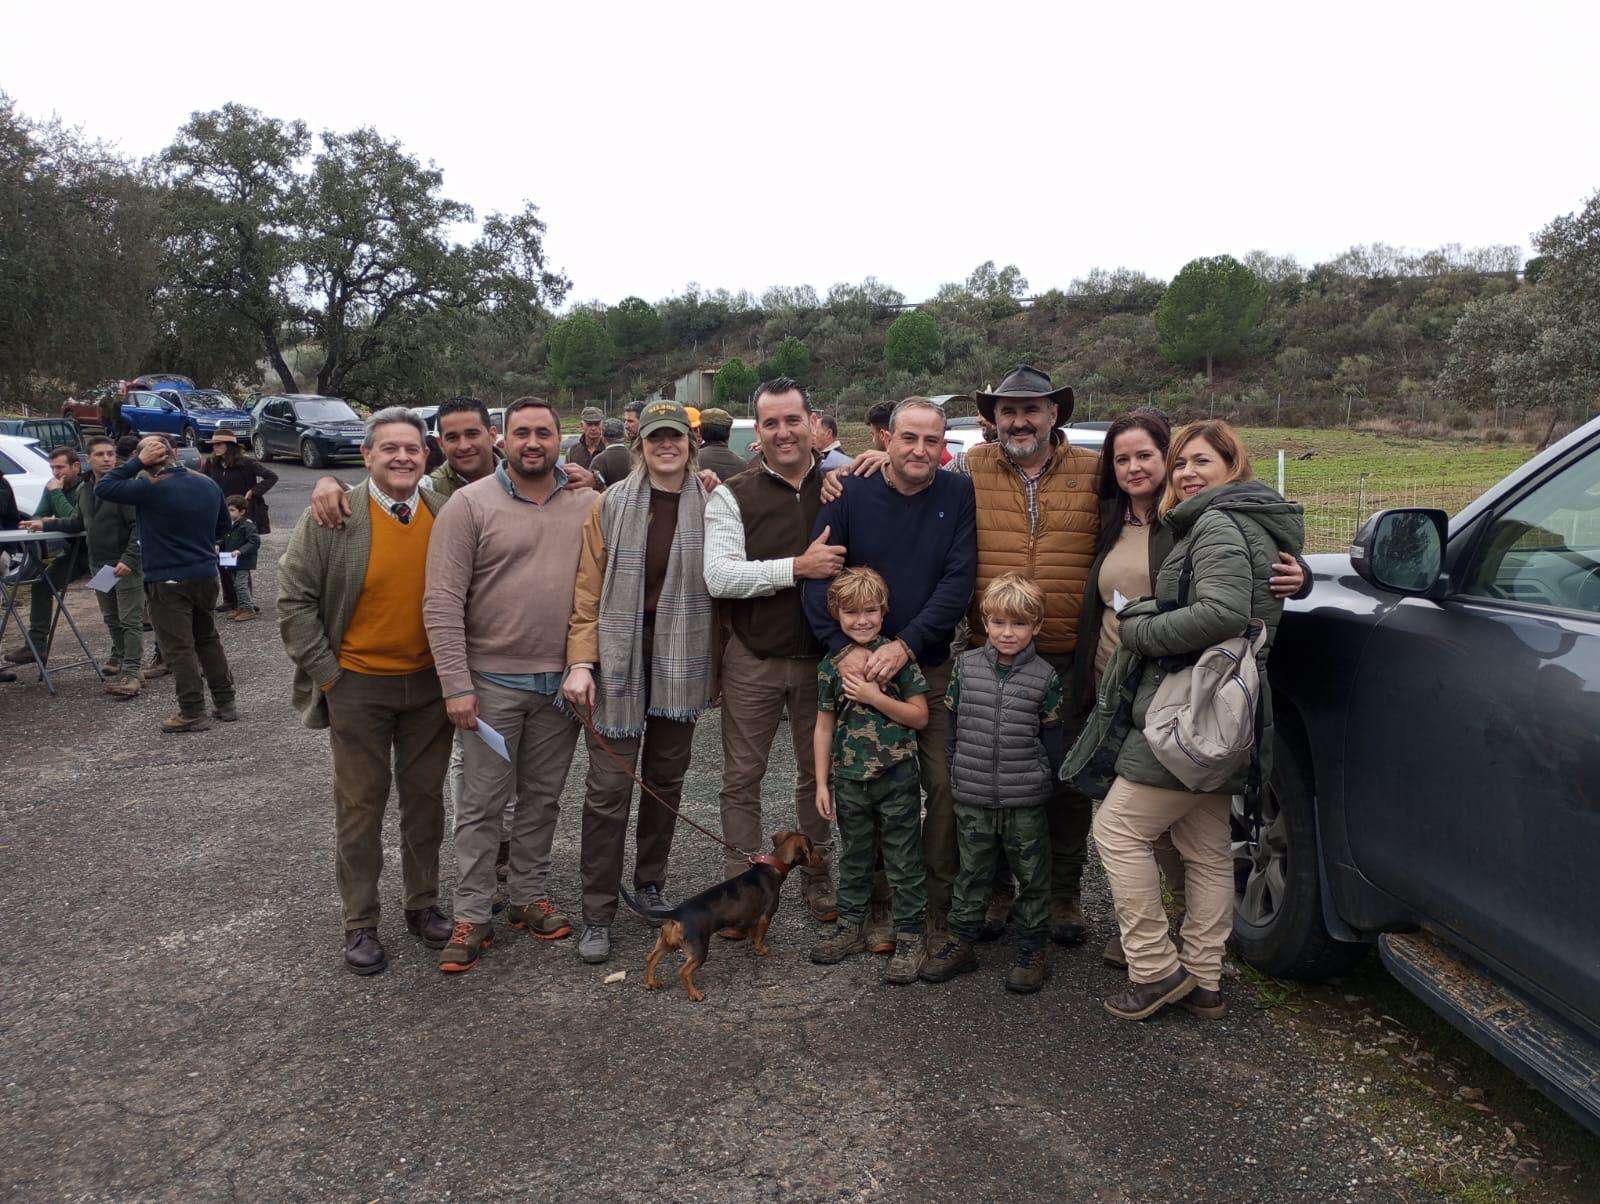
[748,852,789,874]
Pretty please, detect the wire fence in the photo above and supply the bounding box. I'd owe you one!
[1288,477,1492,553]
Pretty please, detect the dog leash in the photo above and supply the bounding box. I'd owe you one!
[575,704,766,863]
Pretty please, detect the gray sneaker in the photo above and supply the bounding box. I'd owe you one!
[577,924,612,964]
[883,933,927,985]
[637,884,672,927]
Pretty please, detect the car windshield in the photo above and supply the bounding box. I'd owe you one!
[293,399,359,423]
[189,391,243,410]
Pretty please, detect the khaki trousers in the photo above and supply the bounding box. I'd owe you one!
[717,634,831,881]
[579,713,695,924]
[1093,776,1233,989]
[325,668,452,930]
[455,675,579,924]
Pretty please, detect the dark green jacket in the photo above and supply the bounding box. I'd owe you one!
[45,475,141,572]
[1065,480,1304,796]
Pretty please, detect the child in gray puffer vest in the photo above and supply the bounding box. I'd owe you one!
[922,572,1065,995]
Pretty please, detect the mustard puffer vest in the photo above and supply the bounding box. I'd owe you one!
[966,439,1100,654]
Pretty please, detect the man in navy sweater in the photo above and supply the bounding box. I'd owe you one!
[98,436,237,733]
[803,397,976,945]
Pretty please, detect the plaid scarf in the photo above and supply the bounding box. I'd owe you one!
[592,468,714,738]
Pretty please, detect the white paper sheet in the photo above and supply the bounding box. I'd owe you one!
[1112,588,1130,612]
[88,564,120,593]
[474,718,512,762]
[218,552,238,567]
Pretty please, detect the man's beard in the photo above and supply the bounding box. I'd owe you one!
[1000,430,1041,460]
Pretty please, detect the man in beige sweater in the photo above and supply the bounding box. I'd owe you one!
[423,397,600,973]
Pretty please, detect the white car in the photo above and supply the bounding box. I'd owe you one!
[0,434,53,516]
[944,419,1108,459]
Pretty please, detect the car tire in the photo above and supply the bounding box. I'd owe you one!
[182,425,199,448]
[301,439,325,469]
[253,433,272,462]
[1230,732,1369,981]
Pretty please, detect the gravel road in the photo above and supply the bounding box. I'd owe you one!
[0,467,1560,1200]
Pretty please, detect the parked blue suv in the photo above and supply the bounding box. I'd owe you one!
[119,388,253,447]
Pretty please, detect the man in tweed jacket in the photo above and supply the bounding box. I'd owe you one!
[277,407,454,976]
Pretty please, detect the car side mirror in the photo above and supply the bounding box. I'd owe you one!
[1351,508,1447,597]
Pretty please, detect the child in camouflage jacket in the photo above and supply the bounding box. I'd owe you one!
[809,568,931,985]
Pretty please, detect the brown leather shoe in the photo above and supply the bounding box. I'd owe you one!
[863,897,895,954]
[1104,967,1196,1021]
[405,905,452,949]
[161,713,211,734]
[1050,896,1087,947]
[344,927,387,976]
[802,871,838,923]
[105,673,141,698]
[210,702,239,722]
[979,887,1014,942]
[1178,985,1227,1019]
[1102,929,1128,967]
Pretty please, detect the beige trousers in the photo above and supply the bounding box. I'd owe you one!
[1093,776,1233,989]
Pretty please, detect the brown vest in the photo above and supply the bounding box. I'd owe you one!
[966,439,1100,654]
[723,456,824,659]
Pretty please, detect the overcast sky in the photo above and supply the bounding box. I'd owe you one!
[5,1,1596,308]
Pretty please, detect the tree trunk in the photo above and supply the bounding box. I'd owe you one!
[263,328,297,394]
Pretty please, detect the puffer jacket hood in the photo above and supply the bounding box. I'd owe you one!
[1165,479,1304,557]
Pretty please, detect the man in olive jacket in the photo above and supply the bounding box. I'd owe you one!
[277,407,453,976]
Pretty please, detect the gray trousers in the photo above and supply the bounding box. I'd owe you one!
[454,675,579,924]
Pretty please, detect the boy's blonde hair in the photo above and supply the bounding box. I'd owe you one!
[980,571,1045,626]
[826,566,890,618]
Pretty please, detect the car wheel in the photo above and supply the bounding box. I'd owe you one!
[301,439,325,469]
[253,433,271,462]
[1230,733,1369,980]
[182,424,199,448]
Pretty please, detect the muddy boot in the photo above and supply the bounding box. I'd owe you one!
[1178,985,1226,1019]
[802,871,838,923]
[105,672,141,698]
[863,897,894,954]
[1104,967,1196,1021]
[810,921,867,965]
[161,713,211,734]
[979,885,1014,943]
[919,934,978,983]
[1101,929,1127,967]
[1005,944,1049,994]
[1050,896,1087,947]
[882,932,926,985]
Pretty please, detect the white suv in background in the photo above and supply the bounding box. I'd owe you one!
[0,435,54,516]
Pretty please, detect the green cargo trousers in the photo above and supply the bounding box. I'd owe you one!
[94,567,144,667]
[25,550,83,651]
[147,577,235,718]
[948,803,1051,950]
[833,760,926,934]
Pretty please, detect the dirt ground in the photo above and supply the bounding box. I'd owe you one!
[2,466,1594,1201]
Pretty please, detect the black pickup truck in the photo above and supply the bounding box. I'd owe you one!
[1235,415,1600,1135]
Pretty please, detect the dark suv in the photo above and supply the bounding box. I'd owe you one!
[1243,415,1600,1134]
[250,394,366,467]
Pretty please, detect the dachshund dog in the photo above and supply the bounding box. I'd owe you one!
[621,831,824,1001]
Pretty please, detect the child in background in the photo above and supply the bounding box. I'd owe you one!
[809,567,931,985]
[922,572,1064,994]
[221,495,261,622]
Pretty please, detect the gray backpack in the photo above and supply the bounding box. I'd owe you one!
[1144,619,1267,791]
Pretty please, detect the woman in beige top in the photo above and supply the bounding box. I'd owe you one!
[1072,410,1308,967]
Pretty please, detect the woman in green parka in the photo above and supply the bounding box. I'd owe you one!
[1070,420,1306,1023]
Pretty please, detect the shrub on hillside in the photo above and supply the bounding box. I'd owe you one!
[713,357,759,409]
[607,296,662,354]
[1155,255,1267,379]
[758,336,812,384]
[545,313,614,391]
[884,310,942,374]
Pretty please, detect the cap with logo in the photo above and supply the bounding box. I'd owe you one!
[638,400,692,439]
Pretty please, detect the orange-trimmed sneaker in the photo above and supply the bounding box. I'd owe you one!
[439,921,493,973]
[507,898,572,941]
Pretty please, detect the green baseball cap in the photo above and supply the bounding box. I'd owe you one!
[638,400,691,438]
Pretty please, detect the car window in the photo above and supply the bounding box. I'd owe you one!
[1462,445,1600,615]
[0,449,19,474]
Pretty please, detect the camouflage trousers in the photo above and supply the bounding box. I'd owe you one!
[833,760,926,934]
[948,803,1051,949]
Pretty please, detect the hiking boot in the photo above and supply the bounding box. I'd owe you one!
[142,654,169,679]
[1005,945,1049,994]
[229,608,258,623]
[979,890,1014,942]
[508,898,572,941]
[405,905,452,949]
[1050,897,1087,947]
[1104,967,1196,1021]
[1178,985,1227,1019]
[920,934,978,983]
[883,932,926,985]
[577,924,611,964]
[802,872,838,923]
[161,713,211,734]
[344,927,387,976]
[439,921,493,973]
[3,646,35,665]
[809,921,867,965]
[210,701,239,723]
[105,673,141,698]
[636,884,671,927]
[1102,930,1127,968]
[495,840,511,882]
[863,897,894,954]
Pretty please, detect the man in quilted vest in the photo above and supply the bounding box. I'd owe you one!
[956,366,1100,946]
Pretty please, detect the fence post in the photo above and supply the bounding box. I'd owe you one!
[1346,394,1354,427]
[1277,449,1285,497]
[1276,394,1282,425]
[1357,473,1368,525]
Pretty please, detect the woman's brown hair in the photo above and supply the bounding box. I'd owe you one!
[1093,410,1171,555]
[1159,419,1252,514]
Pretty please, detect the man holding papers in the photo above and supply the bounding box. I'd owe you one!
[277,407,453,976]
[423,397,600,974]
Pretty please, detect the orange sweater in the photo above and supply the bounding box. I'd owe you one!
[339,497,435,675]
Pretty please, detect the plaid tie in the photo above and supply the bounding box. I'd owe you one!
[392,502,411,525]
